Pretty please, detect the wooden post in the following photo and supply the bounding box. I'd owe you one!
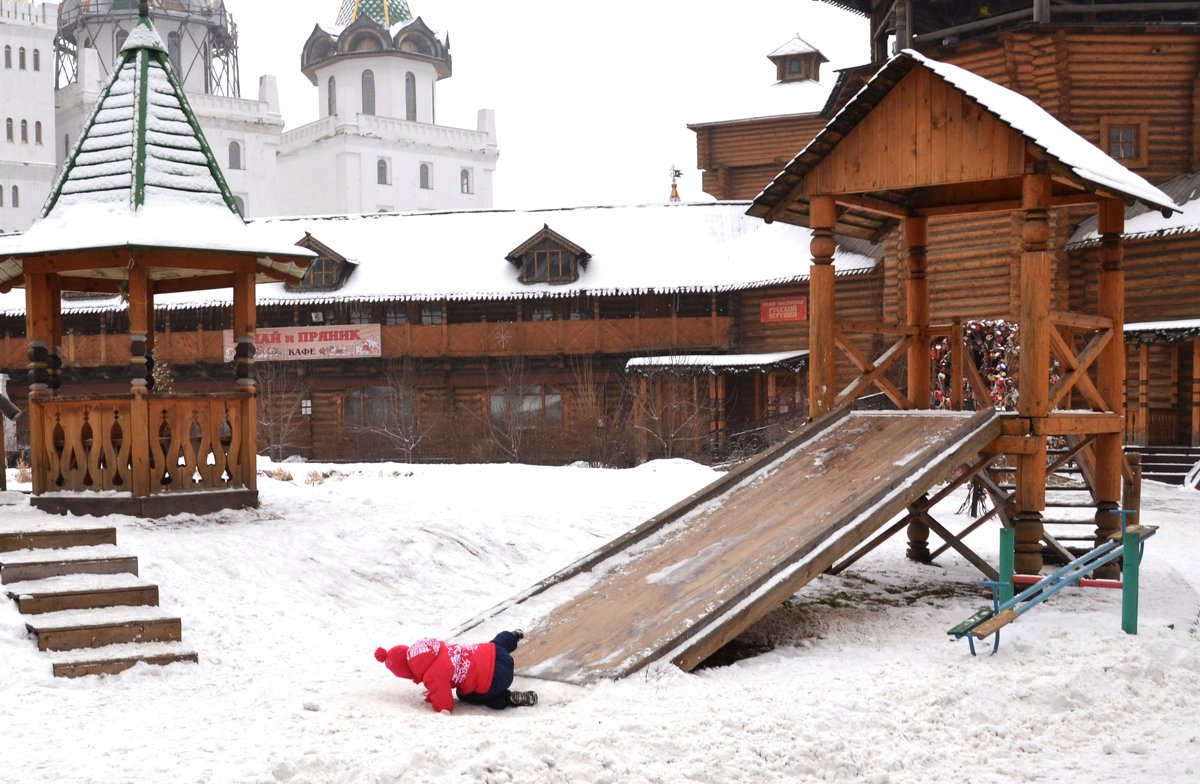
[1192,338,1200,447]
[1014,173,1052,574]
[24,273,52,495]
[904,216,930,409]
[1094,198,1126,559]
[950,318,964,410]
[1137,343,1150,445]
[808,195,837,418]
[126,261,151,497]
[47,274,63,393]
[233,268,258,491]
[766,372,777,418]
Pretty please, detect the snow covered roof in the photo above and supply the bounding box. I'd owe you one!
[626,350,809,374]
[688,78,835,126]
[906,51,1178,216]
[0,202,879,315]
[749,50,1180,235]
[1125,318,1200,342]
[1069,170,1200,247]
[769,35,823,59]
[0,12,314,290]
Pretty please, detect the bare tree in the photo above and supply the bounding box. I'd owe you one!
[349,360,438,463]
[565,356,633,467]
[625,370,718,463]
[255,361,311,461]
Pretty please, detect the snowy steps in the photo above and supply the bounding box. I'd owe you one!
[0,524,197,678]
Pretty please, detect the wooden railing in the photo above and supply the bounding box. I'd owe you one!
[0,316,731,368]
[28,392,256,497]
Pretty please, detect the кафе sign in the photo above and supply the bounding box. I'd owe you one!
[222,324,382,362]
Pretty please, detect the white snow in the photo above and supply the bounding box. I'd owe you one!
[626,349,809,371]
[3,457,1198,783]
[0,202,875,315]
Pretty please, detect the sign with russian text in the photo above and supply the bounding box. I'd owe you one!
[223,324,382,362]
[760,296,807,323]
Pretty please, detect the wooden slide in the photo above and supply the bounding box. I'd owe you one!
[454,407,1004,684]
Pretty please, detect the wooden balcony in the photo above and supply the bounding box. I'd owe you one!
[27,392,257,517]
[0,316,731,368]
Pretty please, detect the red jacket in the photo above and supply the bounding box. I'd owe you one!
[404,638,497,713]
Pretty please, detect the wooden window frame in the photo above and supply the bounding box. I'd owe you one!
[1099,116,1149,168]
[489,384,563,431]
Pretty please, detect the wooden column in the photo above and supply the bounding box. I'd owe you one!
[25,272,53,495]
[1192,338,1200,447]
[1014,173,1052,574]
[904,216,930,409]
[1136,343,1150,445]
[47,274,63,392]
[808,195,837,418]
[126,262,151,497]
[950,318,964,410]
[1094,198,1126,553]
[233,268,257,491]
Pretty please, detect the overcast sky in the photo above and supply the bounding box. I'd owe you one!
[231,0,868,210]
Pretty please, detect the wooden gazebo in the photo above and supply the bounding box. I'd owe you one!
[0,5,313,516]
[748,50,1179,574]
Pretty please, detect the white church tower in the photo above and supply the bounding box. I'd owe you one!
[276,0,499,215]
[53,0,282,217]
[0,1,57,234]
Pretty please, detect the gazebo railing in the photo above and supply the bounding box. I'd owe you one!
[28,391,256,497]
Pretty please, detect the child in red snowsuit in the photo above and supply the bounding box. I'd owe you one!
[374,630,537,712]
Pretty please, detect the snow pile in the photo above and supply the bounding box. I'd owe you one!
[1,460,1198,783]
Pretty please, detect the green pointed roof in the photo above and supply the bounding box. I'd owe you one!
[336,0,412,27]
[43,13,240,218]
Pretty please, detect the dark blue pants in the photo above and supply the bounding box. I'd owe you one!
[458,631,520,710]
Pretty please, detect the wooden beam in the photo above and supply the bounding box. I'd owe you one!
[835,320,916,336]
[835,194,910,220]
[1042,411,1124,435]
[1051,309,1113,332]
[1048,327,1112,411]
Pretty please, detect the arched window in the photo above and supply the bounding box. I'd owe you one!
[11,186,18,209]
[460,169,472,194]
[18,47,26,70]
[115,30,128,53]
[377,158,389,185]
[405,72,416,121]
[3,46,10,69]
[228,141,242,170]
[64,134,70,157]
[0,187,4,207]
[4,118,12,143]
[419,163,431,189]
[361,70,375,115]
[34,121,42,145]
[232,195,245,215]
[20,120,27,143]
[33,49,40,72]
[327,76,336,117]
[168,32,181,73]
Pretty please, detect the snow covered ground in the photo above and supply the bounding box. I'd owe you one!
[1,458,1198,784]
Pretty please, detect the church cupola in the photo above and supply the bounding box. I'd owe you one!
[336,0,413,27]
[768,35,827,83]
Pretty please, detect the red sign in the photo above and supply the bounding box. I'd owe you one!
[760,296,807,323]
[223,324,382,362]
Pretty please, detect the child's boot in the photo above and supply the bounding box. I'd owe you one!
[508,690,538,707]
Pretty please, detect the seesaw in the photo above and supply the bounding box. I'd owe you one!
[949,513,1156,655]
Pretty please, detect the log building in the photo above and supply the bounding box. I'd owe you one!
[690,0,1200,451]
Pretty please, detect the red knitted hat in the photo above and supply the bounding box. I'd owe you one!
[374,645,414,680]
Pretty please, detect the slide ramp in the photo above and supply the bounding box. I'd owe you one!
[454,408,1003,684]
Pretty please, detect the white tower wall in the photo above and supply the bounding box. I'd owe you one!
[0,1,57,233]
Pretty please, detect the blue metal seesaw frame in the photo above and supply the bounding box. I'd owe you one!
[948,510,1156,655]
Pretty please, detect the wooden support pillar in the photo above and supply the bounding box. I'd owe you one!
[766,372,777,418]
[1192,338,1200,447]
[904,216,930,409]
[950,318,964,410]
[808,195,837,418]
[127,261,151,390]
[1094,198,1126,560]
[233,268,258,491]
[25,272,52,496]
[1136,343,1150,445]
[1014,173,1052,574]
[47,274,63,393]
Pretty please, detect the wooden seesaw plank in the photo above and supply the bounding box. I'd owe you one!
[455,408,1004,684]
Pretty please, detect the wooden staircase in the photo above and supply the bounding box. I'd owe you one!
[0,525,198,678]
[1123,445,1200,486]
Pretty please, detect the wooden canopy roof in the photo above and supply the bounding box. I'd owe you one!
[0,11,313,296]
[747,50,1179,240]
